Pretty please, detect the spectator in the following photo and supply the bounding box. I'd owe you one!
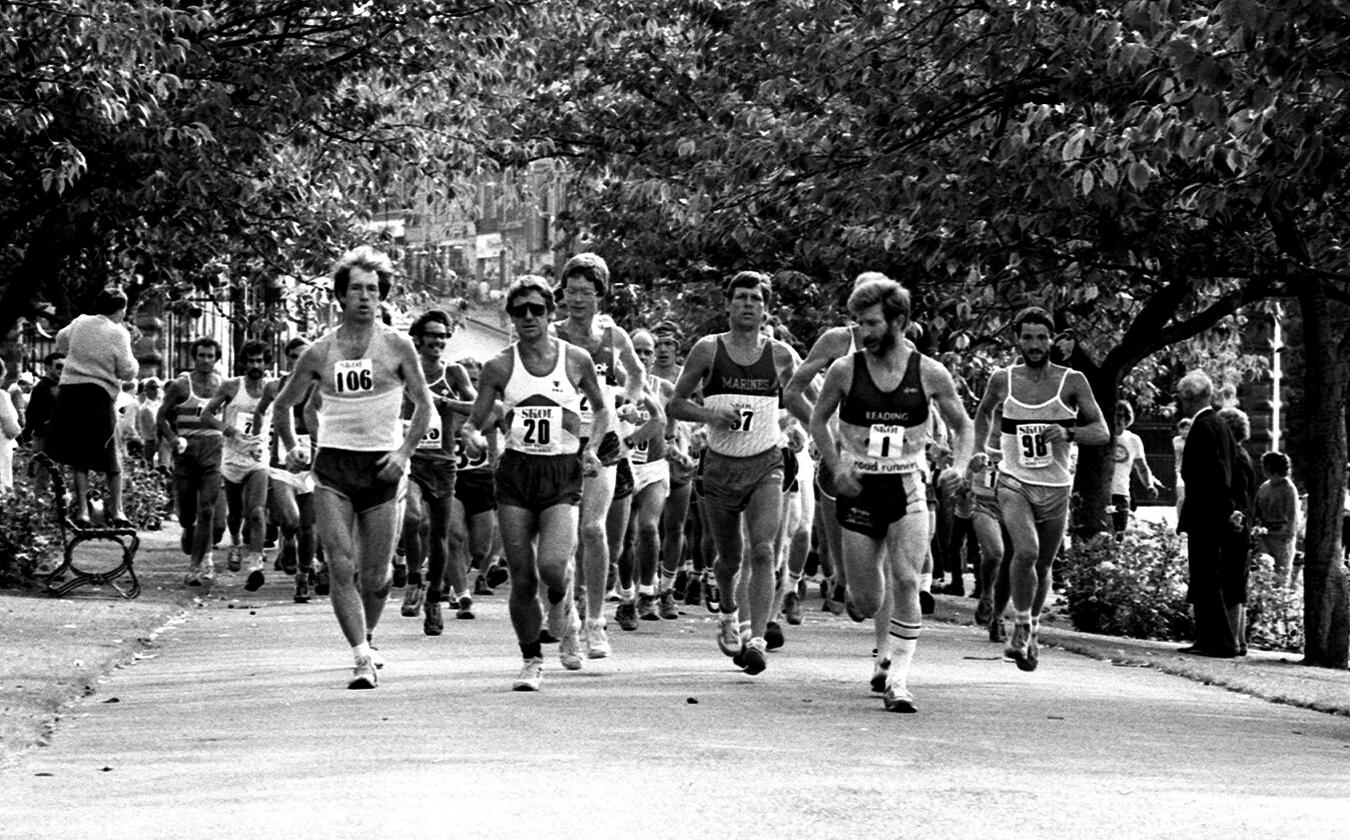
[0,359,22,492]
[137,377,165,468]
[1109,400,1163,538]
[116,380,143,459]
[44,288,139,528]
[1253,452,1299,589]
[1172,416,1191,522]
[1175,371,1243,658]
[7,371,33,428]
[1218,406,1255,655]
[20,352,63,448]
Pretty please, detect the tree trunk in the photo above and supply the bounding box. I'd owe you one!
[1295,283,1350,669]
[1071,361,1119,538]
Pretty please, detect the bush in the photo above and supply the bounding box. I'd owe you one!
[1060,520,1194,641]
[1244,552,1304,653]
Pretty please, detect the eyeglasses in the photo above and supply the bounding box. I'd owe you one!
[562,287,597,299]
[422,331,449,341]
[508,302,548,318]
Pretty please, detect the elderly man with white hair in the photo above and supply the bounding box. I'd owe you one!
[1175,370,1244,657]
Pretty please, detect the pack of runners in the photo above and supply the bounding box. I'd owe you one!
[158,247,1108,710]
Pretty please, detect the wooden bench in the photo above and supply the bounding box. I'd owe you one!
[32,452,141,599]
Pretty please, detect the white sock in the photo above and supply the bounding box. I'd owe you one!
[619,586,636,603]
[888,632,919,691]
[638,584,655,597]
[919,573,932,594]
[352,641,372,662]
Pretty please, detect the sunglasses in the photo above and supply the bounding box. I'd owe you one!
[508,302,548,318]
[422,331,449,340]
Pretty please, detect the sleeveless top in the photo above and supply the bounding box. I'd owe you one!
[174,373,222,439]
[555,322,619,437]
[628,373,667,466]
[502,340,584,456]
[222,377,271,468]
[404,366,455,463]
[314,327,406,452]
[836,350,929,474]
[702,336,781,458]
[999,366,1078,487]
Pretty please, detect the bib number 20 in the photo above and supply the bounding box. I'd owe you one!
[523,417,552,446]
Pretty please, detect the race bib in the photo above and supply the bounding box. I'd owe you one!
[333,359,374,394]
[234,412,256,436]
[454,436,489,470]
[1016,423,1053,468]
[513,405,561,453]
[866,424,906,460]
[728,405,756,433]
[406,414,445,450]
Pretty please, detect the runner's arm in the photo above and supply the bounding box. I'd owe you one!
[199,381,239,437]
[1063,370,1110,446]
[666,338,725,426]
[925,359,974,474]
[397,338,435,461]
[809,358,850,479]
[271,346,324,454]
[970,371,1007,468]
[615,327,647,405]
[783,329,843,427]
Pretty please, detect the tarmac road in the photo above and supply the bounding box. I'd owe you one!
[2,545,1348,840]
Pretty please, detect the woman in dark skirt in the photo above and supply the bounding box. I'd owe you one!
[46,288,139,527]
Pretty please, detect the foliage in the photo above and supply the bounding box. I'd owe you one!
[1245,552,1305,654]
[87,459,169,533]
[0,450,63,586]
[1060,521,1194,642]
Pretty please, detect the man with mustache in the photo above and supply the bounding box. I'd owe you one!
[971,306,1109,672]
[203,339,278,591]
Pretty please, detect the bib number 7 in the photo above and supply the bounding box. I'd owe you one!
[729,408,754,432]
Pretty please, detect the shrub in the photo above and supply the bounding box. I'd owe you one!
[1244,552,1304,653]
[0,449,63,585]
[1060,520,1194,641]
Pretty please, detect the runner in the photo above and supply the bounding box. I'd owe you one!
[399,310,477,634]
[270,246,436,689]
[552,253,645,656]
[621,329,675,621]
[971,306,1108,671]
[650,322,704,608]
[157,337,225,587]
[201,340,277,592]
[264,337,321,603]
[809,276,973,712]
[969,403,1012,641]
[461,275,614,691]
[668,271,799,675]
[452,356,504,597]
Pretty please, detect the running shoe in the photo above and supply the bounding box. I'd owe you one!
[392,563,408,589]
[974,596,993,628]
[764,620,785,651]
[783,591,803,626]
[280,543,298,576]
[988,615,1006,643]
[658,590,679,620]
[1005,622,1034,671]
[244,555,266,592]
[348,656,378,690]
[740,638,768,675]
[538,629,560,644]
[637,593,660,621]
[585,619,612,659]
[673,569,689,598]
[1023,630,1040,672]
[486,561,509,588]
[314,563,331,596]
[615,601,639,631]
[226,545,243,572]
[423,600,444,636]
[844,590,866,623]
[825,583,846,615]
[198,555,215,588]
[455,594,475,620]
[870,658,891,693]
[401,583,427,617]
[368,644,385,669]
[512,657,544,691]
[883,685,917,713]
[703,579,721,614]
[293,573,310,604]
[683,577,702,606]
[559,618,583,671]
[473,575,495,596]
[183,561,200,587]
[919,590,935,615]
[716,615,742,658]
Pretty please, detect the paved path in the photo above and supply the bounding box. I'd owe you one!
[3,533,1349,839]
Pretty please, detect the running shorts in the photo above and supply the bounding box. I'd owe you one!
[580,431,625,468]
[631,458,670,497]
[613,457,635,500]
[313,448,405,514]
[995,473,1071,524]
[410,455,456,502]
[835,471,927,540]
[496,450,583,514]
[697,447,783,514]
[269,466,315,496]
[455,468,497,516]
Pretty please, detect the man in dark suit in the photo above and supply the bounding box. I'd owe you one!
[1176,371,1243,657]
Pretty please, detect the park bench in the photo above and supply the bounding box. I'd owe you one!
[32,452,141,599]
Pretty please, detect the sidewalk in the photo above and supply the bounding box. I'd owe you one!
[2,522,1347,766]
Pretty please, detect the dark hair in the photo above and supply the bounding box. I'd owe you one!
[1012,306,1056,337]
[332,246,395,300]
[559,253,610,297]
[1115,399,1135,425]
[43,352,65,366]
[847,277,911,324]
[284,337,311,356]
[190,336,222,360]
[240,339,271,363]
[93,288,128,316]
[410,309,452,338]
[724,271,772,303]
[1261,451,1290,476]
[505,275,557,313]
